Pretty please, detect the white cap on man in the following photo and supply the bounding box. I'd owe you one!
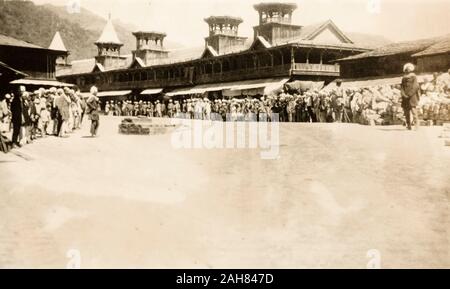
[403,63,415,73]
[90,86,98,95]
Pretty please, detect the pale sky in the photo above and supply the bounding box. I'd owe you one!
[32,0,450,46]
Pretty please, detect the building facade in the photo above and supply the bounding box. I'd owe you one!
[0,33,69,90]
[58,2,371,96]
[336,36,450,79]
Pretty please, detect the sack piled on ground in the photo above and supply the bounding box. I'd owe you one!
[419,93,450,122]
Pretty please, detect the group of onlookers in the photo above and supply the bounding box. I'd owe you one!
[97,67,450,129]
[2,66,448,153]
[0,85,101,153]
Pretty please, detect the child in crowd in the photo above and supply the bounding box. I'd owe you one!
[39,106,51,137]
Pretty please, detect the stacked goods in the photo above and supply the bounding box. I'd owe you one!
[419,93,450,124]
[118,118,178,135]
[119,118,151,135]
[350,86,402,126]
[269,78,450,125]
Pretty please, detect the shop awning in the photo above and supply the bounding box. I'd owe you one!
[166,78,289,97]
[140,88,163,95]
[0,61,28,79]
[10,78,74,87]
[223,78,290,96]
[97,90,132,97]
[165,86,212,97]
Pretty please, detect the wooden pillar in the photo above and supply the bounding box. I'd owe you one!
[290,46,295,70]
[306,49,310,64]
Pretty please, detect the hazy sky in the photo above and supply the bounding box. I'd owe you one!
[32,0,450,46]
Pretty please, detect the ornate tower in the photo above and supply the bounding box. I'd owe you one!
[94,15,126,70]
[132,31,169,66]
[253,2,301,45]
[49,31,71,71]
[204,16,247,55]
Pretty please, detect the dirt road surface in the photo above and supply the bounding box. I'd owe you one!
[0,116,449,268]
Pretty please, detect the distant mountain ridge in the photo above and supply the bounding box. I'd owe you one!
[0,0,391,62]
[0,0,182,60]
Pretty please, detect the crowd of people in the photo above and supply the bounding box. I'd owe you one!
[0,86,100,152]
[1,65,449,152]
[100,67,450,128]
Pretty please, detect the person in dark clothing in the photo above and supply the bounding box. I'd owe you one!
[21,92,32,143]
[86,86,100,137]
[10,90,23,147]
[401,63,421,130]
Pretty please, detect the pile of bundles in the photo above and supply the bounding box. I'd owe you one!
[345,85,449,126]
[275,78,450,126]
[419,93,450,125]
[119,118,151,135]
[119,118,177,135]
[355,85,404,126]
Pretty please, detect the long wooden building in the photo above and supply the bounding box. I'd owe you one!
[57,2,373,98]
[0,33,70,92]
[335,35,450,79]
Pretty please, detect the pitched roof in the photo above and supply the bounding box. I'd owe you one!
[49,31,68,52]
[0,60,28,78]
[250,36,272,50]
[270,20,365,50]
[298,20,353,43]
[412,37,450,57]
[93,63,105,72]
[129,57,146,68]
[0,33,42,49]
[201,46,219,58]
[336,37,443,62]
[58,58,96,76]
[96,18,122,45]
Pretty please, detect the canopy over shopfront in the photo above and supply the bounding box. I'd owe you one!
[97,90,132,97]
[166,78,290,97]
[140,88,163,95]
[10,78,74,88]
[1,61,27,79]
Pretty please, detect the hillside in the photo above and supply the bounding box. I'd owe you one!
[0,0,181,60]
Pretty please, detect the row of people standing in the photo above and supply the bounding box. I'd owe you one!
[100,92,348,123]
[1,86,100,151]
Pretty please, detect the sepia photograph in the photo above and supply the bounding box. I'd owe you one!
[0,0,449,273]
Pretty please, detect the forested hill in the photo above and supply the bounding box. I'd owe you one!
[0,0,181,60]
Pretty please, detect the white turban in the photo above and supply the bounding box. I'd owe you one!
[403,63,415,73]
[90,86,98,95]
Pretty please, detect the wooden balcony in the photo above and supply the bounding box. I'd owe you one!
[61,62,341,92]
[79,77,192,92]
[292,63,340,77]
[196,64,292,84]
